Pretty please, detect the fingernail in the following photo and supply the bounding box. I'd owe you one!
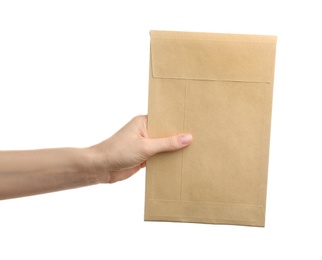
[179,134,193,145]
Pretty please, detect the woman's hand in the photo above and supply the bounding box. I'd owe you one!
[89,115,192,183]
[0,115,192,200]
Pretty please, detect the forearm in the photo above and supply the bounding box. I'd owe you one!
[0,147,102,200]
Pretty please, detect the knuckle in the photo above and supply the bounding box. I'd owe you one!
[141,139,153,157]
[164,137,178,150]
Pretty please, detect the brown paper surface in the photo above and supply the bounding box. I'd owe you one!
[145,30,277,227]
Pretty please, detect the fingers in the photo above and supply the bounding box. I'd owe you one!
[147,134,193,155]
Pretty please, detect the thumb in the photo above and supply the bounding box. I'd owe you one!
[147,134,193,155]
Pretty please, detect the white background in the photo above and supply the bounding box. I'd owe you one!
[1,0,321,259]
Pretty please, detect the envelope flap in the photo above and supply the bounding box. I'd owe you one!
[150,30,277,83]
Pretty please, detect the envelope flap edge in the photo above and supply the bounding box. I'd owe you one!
[150,30,277,83]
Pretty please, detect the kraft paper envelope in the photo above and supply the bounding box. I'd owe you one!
[145,30,277,227]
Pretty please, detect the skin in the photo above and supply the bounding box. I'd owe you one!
[0,115,192,200]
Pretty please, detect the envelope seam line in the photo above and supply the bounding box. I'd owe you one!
[152,77,270,84]
[180,80,187,201]
[148,199,263,208]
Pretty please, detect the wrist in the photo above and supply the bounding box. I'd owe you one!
[84,146,110,184]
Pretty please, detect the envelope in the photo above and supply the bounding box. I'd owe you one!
[145,30,277,227]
